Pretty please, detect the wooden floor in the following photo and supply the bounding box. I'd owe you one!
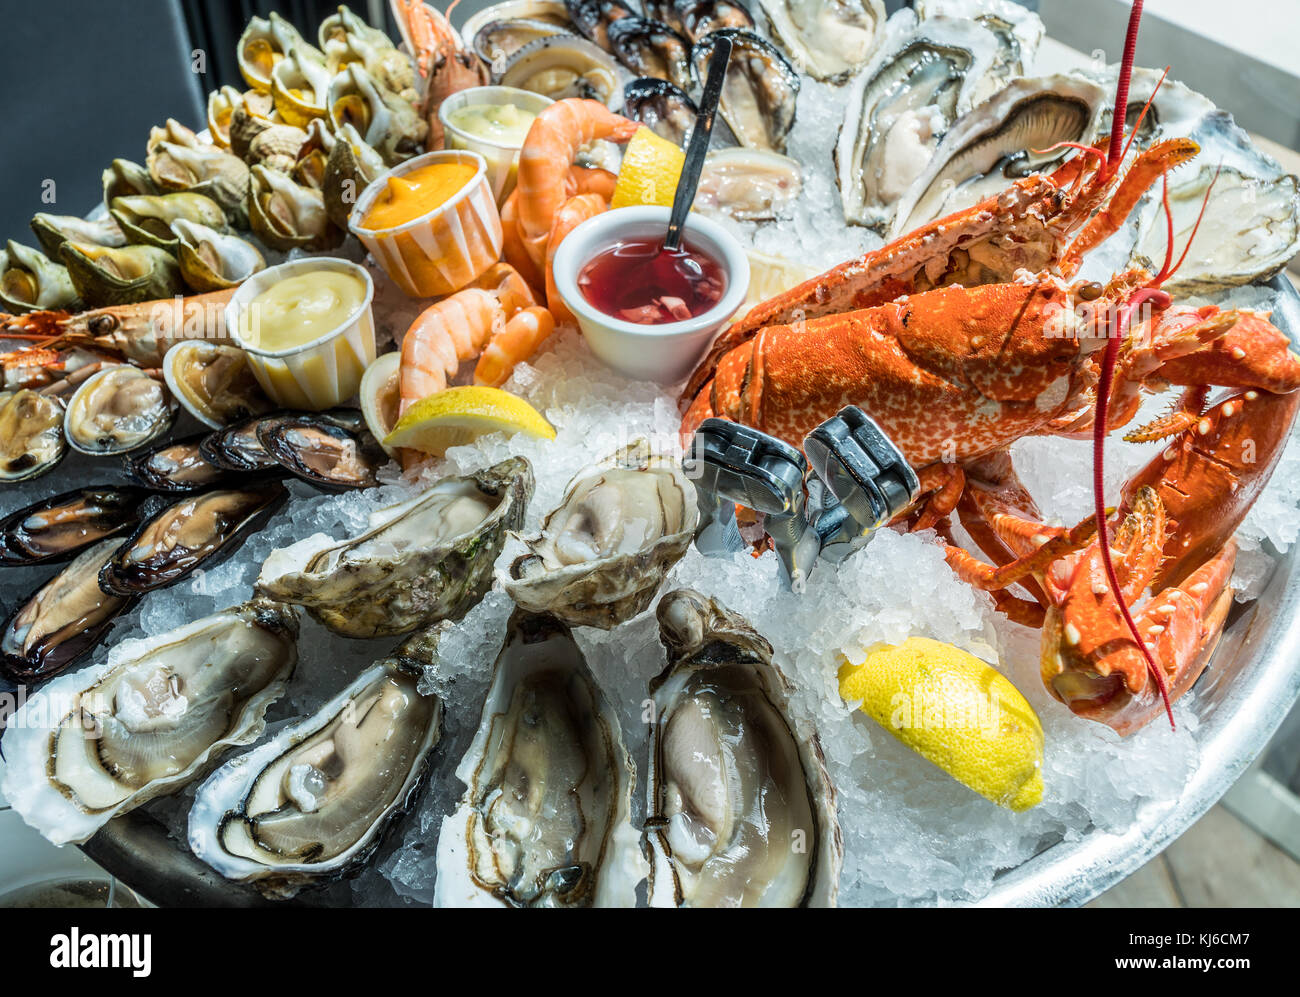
[1089,804,1300,907]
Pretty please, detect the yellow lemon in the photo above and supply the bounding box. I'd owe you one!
[735,249,818,322]
[612,126,686,209]
[384,385,555,457]
[838,636,1045,812]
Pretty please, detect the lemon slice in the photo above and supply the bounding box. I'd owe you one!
[736,249,818,321]
[838,636,1045,812]
[612,127,686,209]
[383,385,555,457]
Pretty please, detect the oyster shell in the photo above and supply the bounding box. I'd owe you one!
[257,457,532,638]
[607,16,693,92]
[0,486,147,566]
[1,538,139,684]
[239,13,319,92]
[270,45,334,128]
[29,213,126,259]
[172,220,265,293]
[248,165,342,252]
[889,74,1107,236]
[645,589,843,907]
[498,34,625,108]
[0,599,298,846]
[623,77,700,146]
[109,193,228,253]
[100,483,289,595]
[758,0,886,83]
[834,10,999,229]
[59,241,182,307]
[691,29,800,153]
[162,340,273,428]
[673,0,755,43]
[504,441,698,629]
[256,414,385,491]
[695,147,802,221]
[125,432,237,493]
[63,365,177,456]
[0,389,65,483]
[189,636,443,899]
[916,0,1043,96]
[566,0,637,49]
[0,241,80,313]
[327,64,428,165]
[433,611,646,907]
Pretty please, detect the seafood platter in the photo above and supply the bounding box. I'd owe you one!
[1,0,1299,908]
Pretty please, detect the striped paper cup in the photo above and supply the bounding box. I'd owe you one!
[349,150,503,298]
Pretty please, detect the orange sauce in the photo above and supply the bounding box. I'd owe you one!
[360,161,478,230]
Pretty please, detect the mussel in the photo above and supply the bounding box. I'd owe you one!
[623,77,700,146]
[566,0,637,49]
[607,16,693,91]
[691,29,800,153]
[0,390,66,483]
[256,415,385,491]
[125,433,239,493]
[0,486,148,567]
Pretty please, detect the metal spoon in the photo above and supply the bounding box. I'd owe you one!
[663,34,732,252]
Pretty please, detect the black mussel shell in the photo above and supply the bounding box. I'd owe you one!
[690,29,799,153]
[607,17,693,91]
[256,416,385,492]
[566,0,637,49]
[201,409,368,474]
[126,432,243,492]
[674,0,753,43]
[99,483,289,595]
[624,77,700,146]
[643,0,683,31]
[0,485,150,567]
[1,537,139,683]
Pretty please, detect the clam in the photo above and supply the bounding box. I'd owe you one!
[695,147,802,221]
[147,141,252,227]
[62,365,177,456]
[606,16,693,92]
[566,0,637,49]
[59,242,182,307]
[322,122,386,228]
[256,457,533,638]
[889,74,1107,236]
[247,123,312,175]
[239,12,320,92]
[270,45,334,127]
[0,241,81,313]
[645,590,843,907]
[125,432,238,493]
[916,0,1044,94]
[834,10,999,229]
[0,486,148,567]
[691,29,800,153]
[101,159,159,209]
[248,165,342,252]
[504,441,698,629]
[757,0,885,83]
[162,340,273,428]
[171,219,266,293]
[207,85,246,150]
[29,213,125,259]
[473,17,573,71]
[498,34,625,109]
[0,390,66,483]
[189,635,444,898]
[99,483,289,595]
[327,64,428,165]
[108,192,228,252]
[229,90,280,160]
[433,611,646,907]
[255,415,385,491]
[1,538,139,684]
[673,0,755,42]
[464,0,574,50]
[0,599,298,846]
[623,77,700,146]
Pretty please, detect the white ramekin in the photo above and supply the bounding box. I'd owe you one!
[226,258,376,411]
[348,149,502,298]
[552,206,751,384]
[438,86,555,205]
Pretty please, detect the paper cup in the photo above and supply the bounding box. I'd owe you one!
[438,86,554,205]
[227,258,376,411]
[349,150,502,298]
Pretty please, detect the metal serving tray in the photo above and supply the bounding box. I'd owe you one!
[74,276,1300,908]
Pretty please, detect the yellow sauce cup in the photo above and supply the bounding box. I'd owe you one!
[349,149,502,298]
[227,258,376,411]
[438,86,554,206]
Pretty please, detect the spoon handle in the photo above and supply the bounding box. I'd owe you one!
[664,35,732,252]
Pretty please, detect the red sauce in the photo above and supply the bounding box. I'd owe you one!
[576,237,727,325]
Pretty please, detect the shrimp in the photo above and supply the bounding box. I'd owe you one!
[545,194,607,325]
[399,288,502,414]
[501,189,545,294]
[515,99,639,269]
[474,307,555,387]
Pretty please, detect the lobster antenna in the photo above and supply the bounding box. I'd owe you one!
[1116,67,1169,172]
[1153,164,1221,285]
[1105,0,1146,179]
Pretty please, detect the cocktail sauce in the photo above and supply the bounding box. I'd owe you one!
[576,237,726,325]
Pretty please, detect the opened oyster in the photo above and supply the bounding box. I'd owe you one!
[0,241,80,313]
[258,457,532,638]
[693,29,799,153]
[0,389,66,483]
[434,611,646,907]
[0,600,297,846]
[1,538,139,684]
[916,0,1043,96]
[63,365,177,456]
[126,433,236,493]
[499,34,624,108]
[757,0,886,83]
[606,16,693,91]
[645,590,843,907]
[189,634,443,899]
[695,147,803,221]
[835,10,999,229]
[504,441,698,629]
[162,341,272,429]
[0,486,148,566]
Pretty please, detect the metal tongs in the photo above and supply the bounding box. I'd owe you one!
[686,407,920,591]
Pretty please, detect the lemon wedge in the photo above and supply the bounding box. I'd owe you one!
[838,636,1045,812]
[383,385,555,457]
[612,127,686,209]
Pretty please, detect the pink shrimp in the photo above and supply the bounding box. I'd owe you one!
[399,288,502,414]
[545,193,607,325]
[474,307,556,387]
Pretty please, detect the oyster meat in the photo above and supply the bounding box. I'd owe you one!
[189,633,443,899]
[434,611,646,907]
[645,590,843,907]
[0,600,298,846]
[758,0,886,83]
[63,365,177,456]
[916,0,1043,96]
[258,457,532,638]
[606,16,693,92]
[162,341,272,429]
[835,10,999,229]
[0,389,66,483]
[692,29,800,153]
[0,486,148,566]
[695,147,803,221]
[504,441,698,629]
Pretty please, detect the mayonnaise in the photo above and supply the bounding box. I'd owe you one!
[240,271,366,352]
[446,102,538,147]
